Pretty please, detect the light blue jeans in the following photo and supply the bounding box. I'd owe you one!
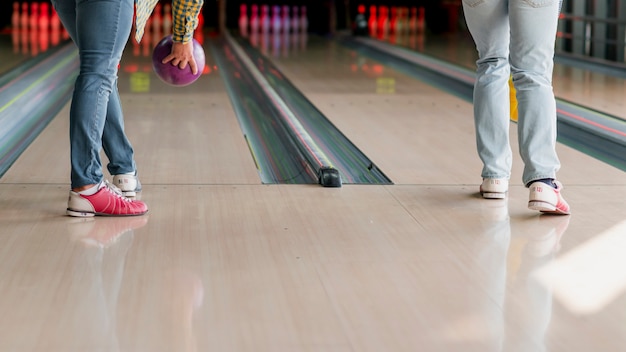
[51,0,136,189]
[462,0,562,186]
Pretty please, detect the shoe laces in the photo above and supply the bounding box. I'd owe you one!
[103,180,132,202]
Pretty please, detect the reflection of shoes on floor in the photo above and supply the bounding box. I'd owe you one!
[67,180,148,217]
[528,180,570,215]
[68,216,148,248]
[480,178,508,199]
[526,216,570,257]
[480,198,509,222]
[112,172,142,198]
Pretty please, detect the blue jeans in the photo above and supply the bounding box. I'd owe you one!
[51,0,136,189]
[462,0,561,186]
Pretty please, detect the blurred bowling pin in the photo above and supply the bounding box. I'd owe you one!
[300,6,308,33]
[271,5,281,34]
[250,4,259,33]
[291,6,299,34]
[282,5,290,34]
[239,4,248,37]
[368,5,377,37]
[261,5,270,34]
[12,2,20,29]
[163,3,172,35]
[12,2,20,53]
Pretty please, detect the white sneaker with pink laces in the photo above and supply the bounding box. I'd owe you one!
[67,181,148,217]
[528,180,570,215]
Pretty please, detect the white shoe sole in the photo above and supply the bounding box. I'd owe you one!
[528,200,555,212]
[481,191,506,199]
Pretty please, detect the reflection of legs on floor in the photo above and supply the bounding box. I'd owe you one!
[442,200,510,351]
[470,202,510,351]
[505,216,570,352]
[40,220,140,350]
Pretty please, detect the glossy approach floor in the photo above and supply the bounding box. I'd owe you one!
[0,27,626,351]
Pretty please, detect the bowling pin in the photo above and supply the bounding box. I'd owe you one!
[271,5,281,34]
[20,2,29,54]
[250,4,259,34]
[368,5,377,38]
[282,5,290,34]
[39,2,50,31]
[291,6,299,34]
[390,7,398,35]
[261,5,270,34]
[239,4,248,37]
[11,2,20,53]
[20,2,29,30]
[378,6,389,40]
[12,2,20,29]
[39,2,50,52]
[50,10,61,47]
[29,2,39,32]
[300,6,308,33]
[163,3,172,35]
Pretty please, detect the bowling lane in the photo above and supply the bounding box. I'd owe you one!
[261,34,626,351]
[1,39,260,186]
[1,1,68,76]
[265,35,625,186]
[1,31,626,352]
[398,32,626,120]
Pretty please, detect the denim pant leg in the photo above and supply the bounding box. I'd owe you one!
[509,0,561,186]
[103,86,136,176]
[50,0,134,188]
[462,0,513,180]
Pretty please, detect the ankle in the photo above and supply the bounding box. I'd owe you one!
[73,183,98,193]
[527,178,556,188]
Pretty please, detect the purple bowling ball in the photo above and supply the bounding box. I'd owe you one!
[152,35,205,87]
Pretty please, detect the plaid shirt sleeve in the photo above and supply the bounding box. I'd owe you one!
[171,0,204,43]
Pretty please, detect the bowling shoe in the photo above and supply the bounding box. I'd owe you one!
[528,180,570,215]
[67,180,148,217]
[112,172,142,197]
[480,178,509,199]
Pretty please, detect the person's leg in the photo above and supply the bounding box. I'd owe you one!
[52,0,134,190]
[103,85,136,177]
[462,0,512,181]
[509,0,569,214]
[509,0,561,186]
[103,85,141,197]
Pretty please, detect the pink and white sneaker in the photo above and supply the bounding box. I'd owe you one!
[67,181,148,217]
[528,180,570,215]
